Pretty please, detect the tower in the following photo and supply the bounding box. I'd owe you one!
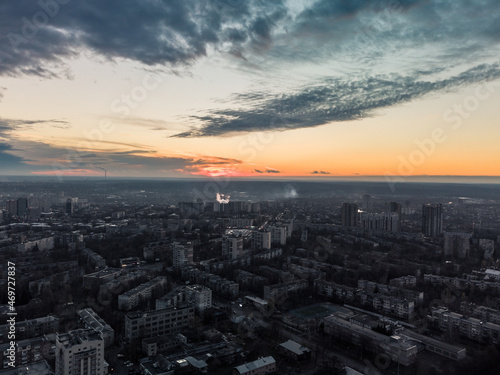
[341,203,359,227]
[16,197,28,217]
[422,204,443,237]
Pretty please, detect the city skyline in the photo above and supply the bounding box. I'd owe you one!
[1,1,500,179]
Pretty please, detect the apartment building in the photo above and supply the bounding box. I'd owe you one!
[55,329,106,375]
[118,276,167,311]
[77,308,115,348]
[124,306,194,341]
[156,284,212,313]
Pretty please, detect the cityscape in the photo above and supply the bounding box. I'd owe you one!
[1,178,500,374]
[1,1,500,375]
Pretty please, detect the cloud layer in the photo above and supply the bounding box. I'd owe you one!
[0,0,286,77]
[2,0,499,78]
[173,63,500,137]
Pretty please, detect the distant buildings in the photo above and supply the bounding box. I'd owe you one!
[323,314,418,366]
[389,275,417,288]
[360,212,400,232]
[181,266,239,299]
[444,232,471,258]
[178,201,204,216]
[422,204,443,236]
[263,280,308,301]
[362,194,372,210]
[118,276,167,311]
[431,307,500,345]
[6,199,16,216]
[156,284,212,313]
[479,238,495,260]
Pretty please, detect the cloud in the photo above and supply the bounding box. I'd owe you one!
[173,62,500,137]
[0,0,499,80]
[265,168,280,174]
[2,133,244,177]
[0,117,70,133]
[311,170,330,175]
[0,0,287,78]
[253,168,279,174]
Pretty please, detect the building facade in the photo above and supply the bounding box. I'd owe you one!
[55,329,106,375]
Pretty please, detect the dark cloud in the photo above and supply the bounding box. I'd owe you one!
[0,142,37,172]
[0,0,287,77]
[0,117,70,134]
[266,168,280,174]
[311,171,330,175]
[173,62,500,137]
[248,0,500,74]
[3,134,243,176]
[296,0,425,21]
[254,169,263,173]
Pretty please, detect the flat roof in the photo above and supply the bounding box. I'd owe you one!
[399,329,466,355]
[279,340,310,355]
[234,356,275,374]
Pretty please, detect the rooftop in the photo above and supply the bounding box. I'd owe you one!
[279,340,311,356]
[234,356,276,374]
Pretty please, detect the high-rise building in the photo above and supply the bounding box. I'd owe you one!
[66,198,74,214]
[251,230,271,250]
[422,204,443,236]
[222,234,244,259]
[173,244,186,267]
[269,225,287,245]
[385,202,402,215]
[6,200,16,216]
[66,197,78,214]
[385,201,402,231]
[55,329,106,375]
[16,197,28,217]
[341,203,359,227]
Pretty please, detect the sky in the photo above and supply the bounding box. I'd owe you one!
[1,0,500,179]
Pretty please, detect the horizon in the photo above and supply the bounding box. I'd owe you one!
[2,174,500,185]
